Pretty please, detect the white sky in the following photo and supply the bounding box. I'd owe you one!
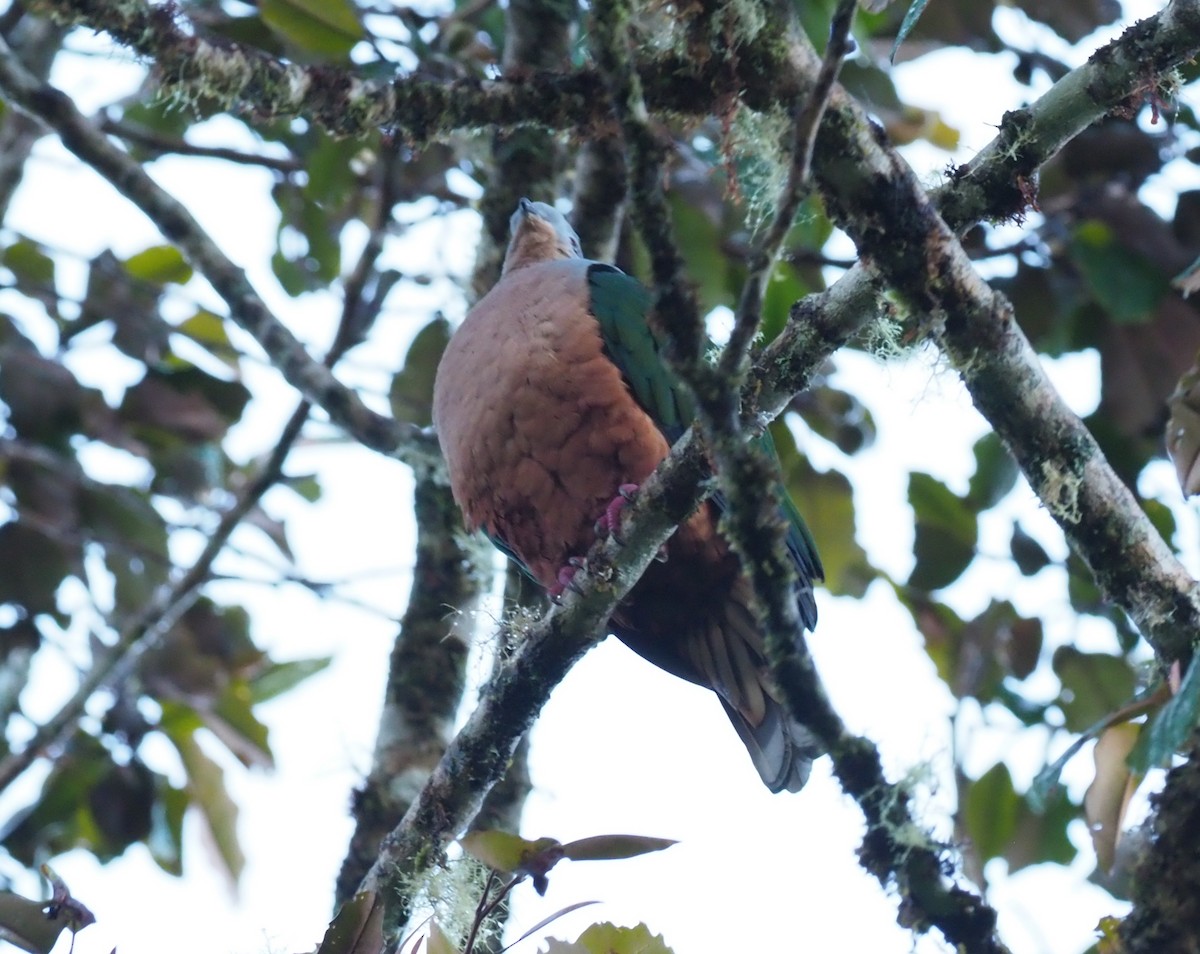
[0,2,1195,953]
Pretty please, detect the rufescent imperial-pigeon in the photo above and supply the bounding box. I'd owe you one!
[432,198,824,792]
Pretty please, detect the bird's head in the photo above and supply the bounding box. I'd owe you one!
[502,197,583,273]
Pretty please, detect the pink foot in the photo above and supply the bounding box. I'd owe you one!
[594,483,640,543]
[548,557,587,603]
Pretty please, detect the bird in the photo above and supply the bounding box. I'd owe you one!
[432,198,824,792]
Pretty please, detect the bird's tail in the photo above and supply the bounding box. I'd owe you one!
[701,577,821,793]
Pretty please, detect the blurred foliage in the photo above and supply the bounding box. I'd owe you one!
[0,1,1195,949]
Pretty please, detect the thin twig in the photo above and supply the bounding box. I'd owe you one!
[722,0,855,381]
[0,400,312,794]
[98,114,305,174]
[0,34,438,468]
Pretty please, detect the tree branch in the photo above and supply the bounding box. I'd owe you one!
[0,32,439,469]
[783,5,1200,663]
[0,399,313,794]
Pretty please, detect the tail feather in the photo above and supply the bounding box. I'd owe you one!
[708,576,821,793]
[721,698,819,793]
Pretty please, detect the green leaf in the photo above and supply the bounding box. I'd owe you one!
[1006,788,1077,873]
[0,346,86,444]
[963,762,1020,865]
[771,422,874,597]
[1070,220,1166,324]
[282,473,323,503]
[317,891,385,954]
[459,830,562,875]
[966,432,1018,511]
[0,891,70,954]
[908,472,977,591]
[666,194,738,315]
[0,522,73,616]
[1052,647,1137,733]
[1140,654,1200,769]
[565,921,674,954]
[123,245,193,284]
[261,0,363,58]
[80,483,170,565]
[561,834,677,862]
[891,0,933,62]
[3,238,55,287]
[177,310,240,367]
[389,317,451,427]
[794,386,877,456]
[165,720,245,885]
[206,680,274,769]
[249,656,333,704]
[147,782,187,876]
[759,261,809,344]
[1010,523,1051,576]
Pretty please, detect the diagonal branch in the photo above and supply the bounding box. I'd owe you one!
[0,33,438,469]
[783,5,1200,663]
[0,399,313,794]
[335,7,1200,947]
[591,3,1008,950]
[725,0,855,380]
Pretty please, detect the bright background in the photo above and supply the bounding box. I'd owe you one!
[0,2,1195,952]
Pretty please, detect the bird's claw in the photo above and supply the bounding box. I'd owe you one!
[549,557,587,603]
[593,482,640,545]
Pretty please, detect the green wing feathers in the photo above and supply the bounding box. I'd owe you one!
[587,266,693,435]
[586,264,824,627]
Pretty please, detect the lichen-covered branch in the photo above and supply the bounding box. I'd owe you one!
[786,8,1200,663]
[355,429,709,943]
[1121,729,1200,951]
[588,4,1007,950]
[726,0,854,380]
[334,474,480,906]
[0,33,437,468]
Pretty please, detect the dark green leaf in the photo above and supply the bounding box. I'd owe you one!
[0,346,86,444]
[1010,523,1051,576]
[908,472,977,591]
[771,423,874,597]
[0,522,74,615]
[1070,220,1166,324]
[891,0,933,62]
[963,762,1020,865]
[793,386,877,456]
[260,0,364,58]
[317,891,385,954]
[1052,647,1137,733]
[249,656,333,704]
[967,432,1019,511]
[390,317,451,427]
[1006,788,1077,872]
[88,760,155,847]
[1138,655,1200,769]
